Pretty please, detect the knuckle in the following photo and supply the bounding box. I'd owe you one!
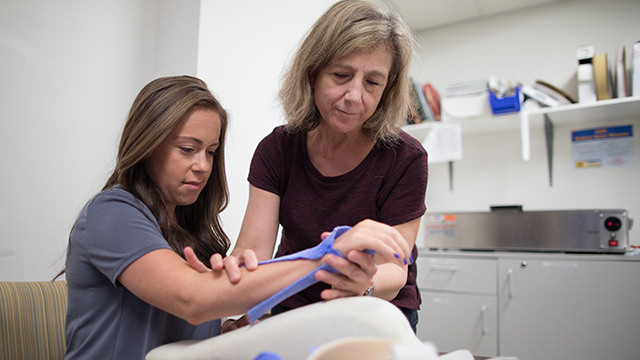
[333,275,352,291]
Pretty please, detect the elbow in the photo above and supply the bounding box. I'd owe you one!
[379,281,405,301]
[173,292,216,325]
[181,303,216,325]
[185,315,207,326]
[177,292,243,325]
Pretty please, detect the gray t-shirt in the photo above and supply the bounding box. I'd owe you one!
[64,185,221,359]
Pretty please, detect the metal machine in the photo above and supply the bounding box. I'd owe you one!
[424,207,632,253]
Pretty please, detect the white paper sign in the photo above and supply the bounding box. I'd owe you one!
[422,122,463,163]
[572,125,634,168]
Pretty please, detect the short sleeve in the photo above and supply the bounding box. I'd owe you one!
[73,188,171,285]
[378,133,428,226]
[248,127,292,197]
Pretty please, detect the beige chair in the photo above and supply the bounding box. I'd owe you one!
[0,280,67,360]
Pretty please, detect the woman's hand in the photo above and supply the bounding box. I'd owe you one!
[315,219,411,300]
[184,247,259,284]
[184,247,211,273]
[184,247,256,331]
[332,219,411,266]
[315,248,377,299]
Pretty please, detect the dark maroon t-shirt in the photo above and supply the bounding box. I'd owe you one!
[248,126,428,310]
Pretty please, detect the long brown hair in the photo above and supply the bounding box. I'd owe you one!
[56,76,229,279]
[103,75,230,263]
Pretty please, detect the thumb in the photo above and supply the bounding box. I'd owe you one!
[184,246,211,272]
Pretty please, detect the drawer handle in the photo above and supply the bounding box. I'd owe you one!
[507,268,515,298]
[481,305,488,335]
[430,264,458,272]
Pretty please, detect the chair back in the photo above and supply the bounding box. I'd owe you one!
[0,280,67,360]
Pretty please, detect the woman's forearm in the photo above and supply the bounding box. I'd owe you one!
[371,263,408,300]
[119,248,324,325]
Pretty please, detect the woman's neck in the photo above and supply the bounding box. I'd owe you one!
[306,126,375,177]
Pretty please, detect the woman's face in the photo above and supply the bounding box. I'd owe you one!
[313,45,392,134]
[147,107,221,218]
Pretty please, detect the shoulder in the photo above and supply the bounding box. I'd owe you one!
[255,125,302,156]
[88,186,145,211]
[83,186,157,228]
[397,130,427,156]
[376,131,427,163]
[92,185,139,204]
[71,186,166,263]
[371,131,428,184]
[261,125,299,144]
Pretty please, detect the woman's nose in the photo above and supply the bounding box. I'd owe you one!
[192,152,211,172]
[344,81,363,103]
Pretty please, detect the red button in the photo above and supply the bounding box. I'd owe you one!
[608,239,619,247]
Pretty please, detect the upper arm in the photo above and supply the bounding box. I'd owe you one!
[118,248,217,323]
[235,184,281,260]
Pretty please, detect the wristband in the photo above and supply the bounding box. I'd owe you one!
[363,285,374,296]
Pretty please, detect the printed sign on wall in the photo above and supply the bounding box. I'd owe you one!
[572,125,634,168]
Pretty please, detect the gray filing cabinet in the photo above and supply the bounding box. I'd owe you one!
[416,256,498,357]
[416,251,640,360]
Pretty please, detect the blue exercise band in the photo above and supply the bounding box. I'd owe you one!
[247,226,359,322]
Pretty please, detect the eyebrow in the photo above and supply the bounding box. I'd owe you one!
[331,63,388,81]
[175,135,219,148]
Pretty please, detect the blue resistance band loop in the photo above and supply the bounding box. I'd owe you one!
[247,226,357,322]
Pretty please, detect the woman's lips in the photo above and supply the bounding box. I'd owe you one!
[183,181,202,191]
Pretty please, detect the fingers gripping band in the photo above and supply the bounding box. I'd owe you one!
[246,226,353,322]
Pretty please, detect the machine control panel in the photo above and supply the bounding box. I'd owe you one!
[425,209,632,253]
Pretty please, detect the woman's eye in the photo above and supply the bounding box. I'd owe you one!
[207,150,216,157]
[333,72,348,79]
[179,147,194,153]
[367,80,380,86]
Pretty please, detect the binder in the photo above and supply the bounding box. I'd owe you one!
[633,41,640,96]
[576,45,597,103]
[615,46,628,98]
[410,79,435,122]
[593,53,611,100]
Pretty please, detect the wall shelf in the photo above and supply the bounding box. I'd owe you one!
[525,96,640,127]
[403,112,522,137]
[404,96,640,138]
[403,96,640,186]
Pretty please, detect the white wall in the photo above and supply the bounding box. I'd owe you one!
[411,0,640,245]
[0,0,200,281]
[3,0,638,281]
[196,0,336,247]
[0,0,334,280]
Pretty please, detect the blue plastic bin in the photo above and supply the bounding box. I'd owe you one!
[489,86,521,114]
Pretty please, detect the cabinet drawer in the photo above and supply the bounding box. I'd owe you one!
[417,256,496,294]
[418,291,497,357]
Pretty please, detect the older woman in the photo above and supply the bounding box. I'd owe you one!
[220,0,428,332]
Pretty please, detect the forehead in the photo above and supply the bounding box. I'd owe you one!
[170,107,221,142]
[329,46,393,74]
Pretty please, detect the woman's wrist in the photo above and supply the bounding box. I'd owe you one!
[363,285,374,296]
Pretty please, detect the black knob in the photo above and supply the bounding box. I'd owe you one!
[604,216,622,232]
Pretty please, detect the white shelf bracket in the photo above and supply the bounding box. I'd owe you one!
[520,110,531,161]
